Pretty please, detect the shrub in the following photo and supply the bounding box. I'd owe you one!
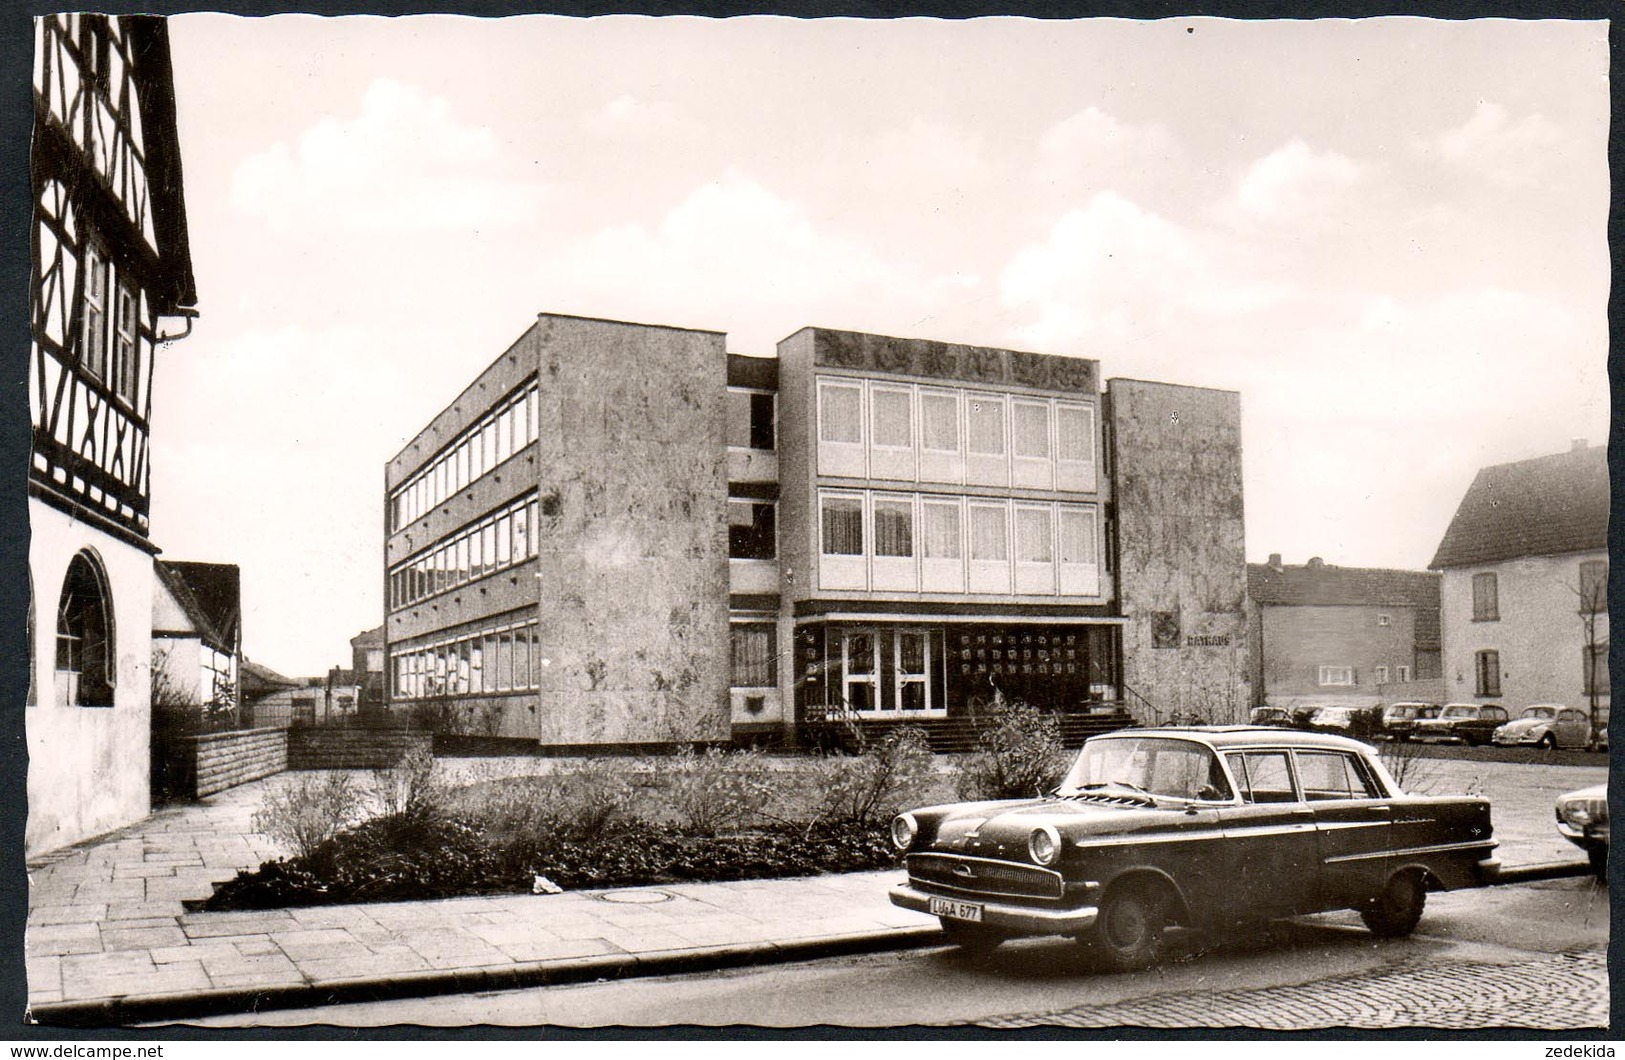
[369,743,446,823]
[1379,739,1441,795]
[451,759,640,845]
[957,701,1070,801]
[251,771,365,859]
[666,747,774,836]
[816,727,937,827]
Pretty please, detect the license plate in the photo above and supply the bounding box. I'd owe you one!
[929,896,984,923]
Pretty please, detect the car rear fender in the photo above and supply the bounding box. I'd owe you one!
[1099,867,1193,927]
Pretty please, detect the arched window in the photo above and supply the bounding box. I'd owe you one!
[56,552,114,706]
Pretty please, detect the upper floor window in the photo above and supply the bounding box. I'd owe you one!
[1396,665,1412,683]
[870,387,912,449]
[820,495,864,556]
[727,390,775,451]
[1374,665,1389,684]
[920,390,959,453]
[1579,560,1607,614]
[818,382,862,445]
[1472,572,1499,622]
[1475,649,1501,698]
[728,500,776,561]
[966,394,1006,456]
[81,242,108,382]
[731,623,777,688]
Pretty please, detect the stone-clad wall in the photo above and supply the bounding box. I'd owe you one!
[191,727,288,798]
[1108,379,1249,723]
[529,315,732,747]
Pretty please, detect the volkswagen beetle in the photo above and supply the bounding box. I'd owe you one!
[888,727,1499,971]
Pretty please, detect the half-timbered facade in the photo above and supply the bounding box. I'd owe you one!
[28,14,196,854]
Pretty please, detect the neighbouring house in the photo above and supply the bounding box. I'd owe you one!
[238,658,300,707]
[1245,555,1443,711]
[1429,441,1609,729]
[350,625,386,715]
[151,561,241,709]
[383,314,1248,749]
[26,15,198,855]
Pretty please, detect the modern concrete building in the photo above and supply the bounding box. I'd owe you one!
[1245,556,1443,711]
[384,316,1248,749]
[27,15,197,854]
[1430,442,1609,728]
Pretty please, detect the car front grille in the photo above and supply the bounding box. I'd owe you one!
[906,853,1065,901]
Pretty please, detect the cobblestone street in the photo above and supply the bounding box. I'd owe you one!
[978,950,1609,1031]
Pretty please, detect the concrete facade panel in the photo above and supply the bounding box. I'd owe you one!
[1108,380,1247,723]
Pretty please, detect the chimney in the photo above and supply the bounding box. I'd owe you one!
[1572,438,1588,451]
[1267,553,1283,571]
[1307,556,1324,569]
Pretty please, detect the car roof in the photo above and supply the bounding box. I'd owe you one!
[1095,726,1374,752]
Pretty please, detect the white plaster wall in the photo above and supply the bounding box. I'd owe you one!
[1439,550,1609,719]
[27,499,154,856]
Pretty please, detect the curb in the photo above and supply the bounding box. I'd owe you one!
[1483,859,1594,886]
[27,924,946,1027]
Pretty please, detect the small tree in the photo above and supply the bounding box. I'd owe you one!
[816,726,937,828]
[1574,565,1608,742]
[956,701,1070,801]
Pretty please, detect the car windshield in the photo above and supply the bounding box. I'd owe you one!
[1442,706,1477,719]
[1522,707,1556,720]
[1384,706,1415,719]
[1059,737,1233,802]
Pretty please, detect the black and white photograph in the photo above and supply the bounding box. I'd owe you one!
[16,9,1612,1036]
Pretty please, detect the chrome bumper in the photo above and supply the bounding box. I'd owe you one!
[888,881,1099,935]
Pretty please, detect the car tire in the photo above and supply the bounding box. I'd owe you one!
[1538,733,1557,750]
[1087,883,1168,972]
[938,917,1006,956]
[1360,871,1427,938]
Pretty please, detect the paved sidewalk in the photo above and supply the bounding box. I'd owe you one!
[24,773,936,1026]
[24,760,1606,1026]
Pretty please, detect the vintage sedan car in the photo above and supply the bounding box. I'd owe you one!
[888,727,1498,971]
[1555,784,1608,878]
[1380,702,1440,742]
[1307,706,1357,735]
[1492,704,1592,750]
[1249,706,1292,727]
[1413,703,1509,745]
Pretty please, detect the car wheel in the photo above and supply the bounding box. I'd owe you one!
[938,917,1006,956]
[1538,733,1557,750]
[1087,883,1168,972]
[1360,871,1427,938]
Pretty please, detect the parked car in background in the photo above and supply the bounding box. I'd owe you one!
[1414,703,1509,746]
[888,727,1499,972]
[1492,705,1592,750]
[1249,706,1292,727]
[1381,702,1440,742]
[1555,784,1608,879]
[1307,706,1357,735]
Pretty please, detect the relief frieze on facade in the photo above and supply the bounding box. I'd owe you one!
[811,329,1097,392]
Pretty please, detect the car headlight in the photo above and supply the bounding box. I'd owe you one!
[1560,798,1606,828]
[890,813,918,851]
[1028,825,1061,866]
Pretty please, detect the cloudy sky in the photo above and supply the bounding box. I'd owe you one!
[150,15,1609,676]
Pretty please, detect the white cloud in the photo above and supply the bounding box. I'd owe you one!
[533,171,951,352]
[1434,100,1572,189]
[1232,139,1362,224]
[999,192,1289,362]
[1035,107,1177,189]
[584,94,702,140]
[230,78,545,232]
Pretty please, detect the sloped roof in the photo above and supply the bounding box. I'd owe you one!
[239,658,299,691]
[155,561,240,651]
[1429,444,1609,569]
[1248,562,1441,609]
[350,625,384,649]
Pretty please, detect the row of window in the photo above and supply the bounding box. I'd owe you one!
[391,617,542,700]
[817,378,1098,492]
[818,490,1102,597]
[388,494,540,610]
[1471,560,1608,623]
[1466,646,1607,699]
[389,380,540,531]
[80,241,142,408]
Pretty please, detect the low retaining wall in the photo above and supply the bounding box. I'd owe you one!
[287,726,432,770]
[190,727,289,798]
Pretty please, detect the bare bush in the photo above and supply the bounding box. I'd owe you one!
[252,772,365,859]
[370,742,446,822]
[453,758,640,843]
[667,747,774,837]
[957,701,1071,801]
[1378,739,1442,795]
[816,727,937,827]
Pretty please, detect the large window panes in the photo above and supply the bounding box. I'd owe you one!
[819,492,865,589]
[817,381,864,477]
[966,393,1008,486]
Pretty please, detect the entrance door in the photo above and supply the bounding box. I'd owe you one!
[895,630,933,712]
[841,630,878,713]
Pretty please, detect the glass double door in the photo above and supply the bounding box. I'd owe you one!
[839,628,943,716]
